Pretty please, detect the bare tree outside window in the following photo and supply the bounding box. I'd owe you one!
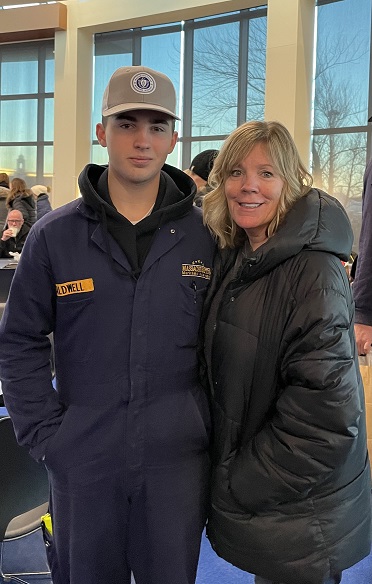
[192,16,266,136]
[312,1,371,253]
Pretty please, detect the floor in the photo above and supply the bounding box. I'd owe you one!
[1,528,371,583]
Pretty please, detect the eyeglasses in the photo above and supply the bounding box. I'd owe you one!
[8,219,22,224]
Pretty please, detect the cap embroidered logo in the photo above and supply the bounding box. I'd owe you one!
[131,73,156,94]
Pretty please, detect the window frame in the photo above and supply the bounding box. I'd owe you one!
[0,39,54,185]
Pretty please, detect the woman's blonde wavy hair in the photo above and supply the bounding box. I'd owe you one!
[203,120,313,248]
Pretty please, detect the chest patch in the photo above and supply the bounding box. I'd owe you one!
[182,260,211,280]
[56,278,94,297]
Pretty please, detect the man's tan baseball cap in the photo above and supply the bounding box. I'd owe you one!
[101,66,180,120]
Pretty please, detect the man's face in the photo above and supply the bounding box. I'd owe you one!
[7,211,24,230]
[96,109,178,188]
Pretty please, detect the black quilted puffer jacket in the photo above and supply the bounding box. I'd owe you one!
[203,189,371,584]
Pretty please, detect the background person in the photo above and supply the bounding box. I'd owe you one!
[0,209,30,258]
[0,172,10,189]
[0,66,215,584]
[0,172,10,228]
[185,149,218,207]
[353,152,372,355]
[31,184,53,220]
[201,120,371,584]
[6,177,37,228]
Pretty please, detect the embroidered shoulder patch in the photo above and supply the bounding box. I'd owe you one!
[56,278,94,297]
[182,260,211,280]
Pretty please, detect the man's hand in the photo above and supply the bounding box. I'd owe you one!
[1,228,14,241]
[354,323,372,355]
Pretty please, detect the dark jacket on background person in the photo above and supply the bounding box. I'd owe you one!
[0,223,30,258]
[36,193,53,220]
[353,158,372,325]
[202,189,371,584]
[0,187,9,228]
[9,194,37,228]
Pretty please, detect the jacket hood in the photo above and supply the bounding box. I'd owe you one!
[11,193,35,209]
[78,162,196,223]
[237,189,353,283]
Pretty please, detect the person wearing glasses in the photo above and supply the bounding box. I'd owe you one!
[0,209,30,258]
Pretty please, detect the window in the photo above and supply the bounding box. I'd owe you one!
[313,0,372,252]
[0,40,54,189]
[92,8,267,168]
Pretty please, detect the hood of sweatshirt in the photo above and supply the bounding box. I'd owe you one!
[78,162,196,228]
[77,162,198,274]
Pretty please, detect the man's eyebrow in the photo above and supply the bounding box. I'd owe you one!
[114,113,170,125]
[151,118,170,126]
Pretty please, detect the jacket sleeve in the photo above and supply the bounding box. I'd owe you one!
[229,266,363,511]
[0,227,65,461]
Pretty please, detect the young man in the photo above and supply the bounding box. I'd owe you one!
[0,66,215,584]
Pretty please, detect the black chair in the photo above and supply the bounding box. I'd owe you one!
[0,416,50,583]
[0,265,16,321]
[0,266,15,302]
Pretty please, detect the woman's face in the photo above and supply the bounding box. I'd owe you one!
[225,142,284,249]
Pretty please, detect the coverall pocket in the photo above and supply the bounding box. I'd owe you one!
[55,295,94,363]
[176,280,208,347]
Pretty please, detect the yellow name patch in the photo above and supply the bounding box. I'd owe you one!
[56,278,94,297]
[182,261,211,280]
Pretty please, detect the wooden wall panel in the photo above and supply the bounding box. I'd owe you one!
[0,3,67,43]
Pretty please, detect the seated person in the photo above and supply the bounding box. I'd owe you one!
[0,210,30,258]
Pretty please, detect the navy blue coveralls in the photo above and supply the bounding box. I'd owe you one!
[0,164,216,584]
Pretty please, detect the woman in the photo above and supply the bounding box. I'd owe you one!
[202,121,371,584]
[7,177,37,228]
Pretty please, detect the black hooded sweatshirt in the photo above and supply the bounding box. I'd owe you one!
[78,163,197,278]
